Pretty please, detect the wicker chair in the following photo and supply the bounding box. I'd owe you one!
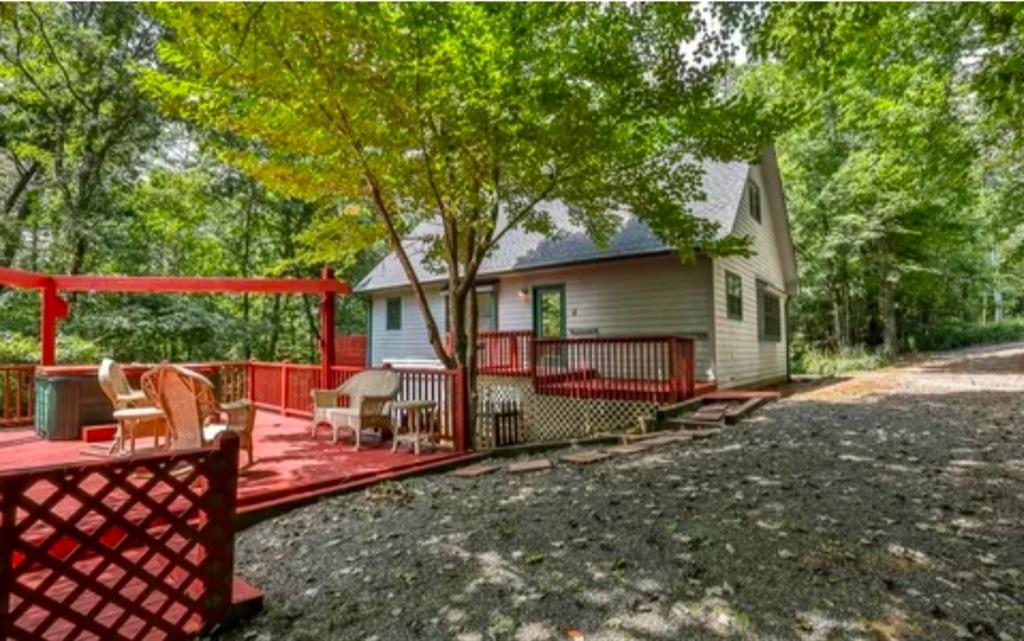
[311,369,401,449]
[141,363,256,464]
[98,358,167,455]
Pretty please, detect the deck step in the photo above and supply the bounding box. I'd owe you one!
[690,428,723,439]
[81,424,117,443]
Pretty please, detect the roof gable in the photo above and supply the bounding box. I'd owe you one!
[356,159,758,292]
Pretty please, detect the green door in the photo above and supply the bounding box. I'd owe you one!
[533,285,566,338]
[533,285,566,367]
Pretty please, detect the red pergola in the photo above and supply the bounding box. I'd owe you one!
[0,265,350,381]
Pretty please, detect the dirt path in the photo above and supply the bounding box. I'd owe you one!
[225,344,1024,641]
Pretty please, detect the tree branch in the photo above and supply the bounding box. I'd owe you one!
[27,5,91,112]
[2,160,39,215]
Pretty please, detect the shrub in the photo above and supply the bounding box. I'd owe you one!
[912,318,1024,352]
[0,332,103,365]
[0,332,40,364]
[792,345,887,376]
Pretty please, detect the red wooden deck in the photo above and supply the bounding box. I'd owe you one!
[0,413,475,640]
[0,410,473,517]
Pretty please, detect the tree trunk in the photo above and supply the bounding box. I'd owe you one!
[831,297,843,350]
[300,293,319,362]
[465,287,478,448]
[241,187,254,359]
[879,273,898,358]
[443,274,481,451]
[1,195,34,267]
[266,294,283,359]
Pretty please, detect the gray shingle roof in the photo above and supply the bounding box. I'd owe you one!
[355,159,749,292]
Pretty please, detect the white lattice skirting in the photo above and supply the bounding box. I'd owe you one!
[475,376,656,447]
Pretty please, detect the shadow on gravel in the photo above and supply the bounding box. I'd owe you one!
[224,385,1023,641]
[915,349,1024,375]
[773,375,854,398]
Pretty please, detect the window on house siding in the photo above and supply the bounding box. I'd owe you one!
[748,181,762,223]
[758,282,782,341]
[386,297,402,330]
[725,271,743,320]
[443,285,498,332]
[477,290,497,331]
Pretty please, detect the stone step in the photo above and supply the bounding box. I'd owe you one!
[450,463,499,478]
[507,459,553,474]
[606,443,652,455]
[560,450,612,465]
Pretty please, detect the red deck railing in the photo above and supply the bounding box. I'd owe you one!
[445,330,534,377]
[0,364,35,427]
[0,433,240,640]
[531,335,695,403]
[247,362,467,451]
[1,333,693,446]
[476,330,534,376]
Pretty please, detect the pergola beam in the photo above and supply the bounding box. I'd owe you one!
[0,267,349,367]
[51,275,350,295]
[0,265,51,289]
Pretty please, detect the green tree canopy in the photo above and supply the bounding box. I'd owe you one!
[0,3,162,273]
[749,4,1018,356]
[141,3,777,389]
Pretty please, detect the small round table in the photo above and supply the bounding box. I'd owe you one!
[389,400,438,455]
[110,406,166,456]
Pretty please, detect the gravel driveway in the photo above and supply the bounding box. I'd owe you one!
[222,344,1024,641]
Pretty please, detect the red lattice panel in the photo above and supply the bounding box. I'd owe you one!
[0,434,240,641]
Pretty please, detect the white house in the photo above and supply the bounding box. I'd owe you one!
[355,147,798,392]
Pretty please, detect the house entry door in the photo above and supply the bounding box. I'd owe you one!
[533,285,566,367]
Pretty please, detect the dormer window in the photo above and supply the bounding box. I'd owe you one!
[748,181,762,223]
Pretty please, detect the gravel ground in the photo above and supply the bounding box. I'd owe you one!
[221,344,1024,641]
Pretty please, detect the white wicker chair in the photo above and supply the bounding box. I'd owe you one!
[311,369,401,449]
[98,358,166,455]
[141,363,256,463]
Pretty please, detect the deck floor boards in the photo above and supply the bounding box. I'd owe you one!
[0,410,467,514]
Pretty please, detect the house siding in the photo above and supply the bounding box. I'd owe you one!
[712,165,788,388]
[369,254,716,379]
[369,286,447,366]
[496,255,714,378]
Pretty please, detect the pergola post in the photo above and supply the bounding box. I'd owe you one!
[319,265,337,387]
[39,279,68,366]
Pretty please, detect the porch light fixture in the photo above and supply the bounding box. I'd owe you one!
[517,287,529,300]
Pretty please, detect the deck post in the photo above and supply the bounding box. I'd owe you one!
[319,266,337,388]
[510,334,520,373]
[280,361,290,415]
[39,280,68,366]
[667,338,679,403]
[246,360,255,403]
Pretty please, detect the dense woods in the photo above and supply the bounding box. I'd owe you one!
[0,4,373,363]
[2,3,1023,368]
[755,4,1024,364]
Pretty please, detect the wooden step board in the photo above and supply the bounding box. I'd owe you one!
[691,403,729,422]
[664,417,724,429]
